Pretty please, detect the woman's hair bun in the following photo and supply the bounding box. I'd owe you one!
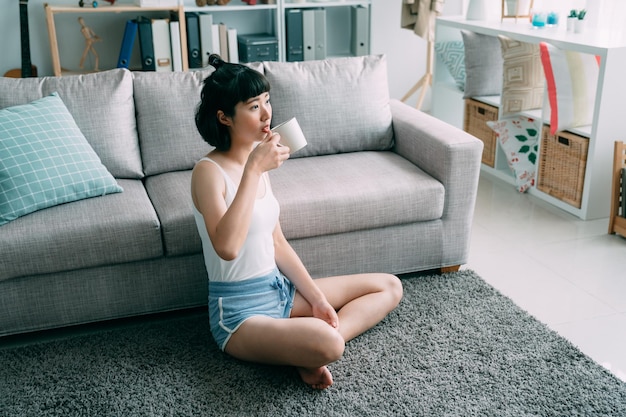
[208,54,225,69]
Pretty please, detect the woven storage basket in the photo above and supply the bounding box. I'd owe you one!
[463,99,498,167]
[537,126,589,208]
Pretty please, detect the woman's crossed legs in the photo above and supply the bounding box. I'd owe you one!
[224,272,403,389]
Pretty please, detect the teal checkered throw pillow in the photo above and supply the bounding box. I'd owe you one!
[0,93,122,226]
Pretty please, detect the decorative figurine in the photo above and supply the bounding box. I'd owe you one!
[78,17,101,71]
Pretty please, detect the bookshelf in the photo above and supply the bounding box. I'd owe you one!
[185,0,371,62]
[431,16,626,221]
[44,3,189,76]
[43,1,370,74]
[281,1,371,60]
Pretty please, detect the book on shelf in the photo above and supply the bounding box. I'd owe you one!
[351,5,369,56]
[151,18,173,72]
[286,9,303,62]
[302,9,326,61]
[314,8,326,60]
[187,13,239,63]
[211,23,221,57]
[218,23,229,63]
[227,27,239,63]
[137,16,156,71]
[186,12,202,68]
[169,19,183,71]
[198,13,214,67]
[622,168,626,218]
[302,9,316,61]
[117,19,138,69]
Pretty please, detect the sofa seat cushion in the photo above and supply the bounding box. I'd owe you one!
[0,69,143,179]
[270,151,445,240]
[144,171,200,257]
[0,179,162,282]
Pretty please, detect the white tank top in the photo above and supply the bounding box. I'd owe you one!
[193,157,279,282]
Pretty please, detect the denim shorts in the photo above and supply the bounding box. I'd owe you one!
[208,268,296,351]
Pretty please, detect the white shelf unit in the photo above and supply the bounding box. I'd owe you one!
[44,1,370,74]
[282,1,370,60]
[432,16,626,220]
[185,0,371,62]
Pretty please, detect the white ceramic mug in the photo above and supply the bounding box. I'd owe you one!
[271,117,308,153]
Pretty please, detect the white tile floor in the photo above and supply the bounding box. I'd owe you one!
[465,172,626,382]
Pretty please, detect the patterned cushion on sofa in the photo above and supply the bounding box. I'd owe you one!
[0,69,142,179]
[0,93,122,226]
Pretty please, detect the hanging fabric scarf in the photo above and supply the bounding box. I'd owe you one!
[400,0,445,42]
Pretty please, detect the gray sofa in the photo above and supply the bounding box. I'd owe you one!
[0,55,483,337]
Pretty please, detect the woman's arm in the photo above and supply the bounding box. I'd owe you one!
[191,160,261,261]
[191,135,289,261]
[273,222,339,328]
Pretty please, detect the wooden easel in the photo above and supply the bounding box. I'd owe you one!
[401,39,434,110]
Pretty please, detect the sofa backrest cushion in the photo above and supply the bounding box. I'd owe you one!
[133,70,214,176]
[263,55,394,158]
[134,63,266,176]
[0,69,143,179]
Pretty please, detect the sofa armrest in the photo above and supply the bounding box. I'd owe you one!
[390,99,483,265]
[391,99,483,211]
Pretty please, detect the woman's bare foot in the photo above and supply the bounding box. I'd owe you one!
[297,366,333,389]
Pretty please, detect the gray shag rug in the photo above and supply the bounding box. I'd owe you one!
[1,270,625,417]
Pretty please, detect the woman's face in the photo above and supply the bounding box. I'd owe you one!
[228,92,272,143]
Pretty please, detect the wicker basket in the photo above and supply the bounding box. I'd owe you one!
[537,126,589,208]
[463,99,498,167]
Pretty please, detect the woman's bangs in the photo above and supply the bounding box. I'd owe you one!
[236,71,270,103]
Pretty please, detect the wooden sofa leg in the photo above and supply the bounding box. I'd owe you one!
[440,265,460,274]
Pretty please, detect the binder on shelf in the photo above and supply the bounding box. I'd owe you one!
[218,23,229,63]
[314,8,327,60]
[351,5,369,56]
[170,19,183,72]
[137,17,155,71]
[227,27,239,63]
[211,23,221,57]
[186,12,202,68]
[151,18,173,72]
[117,19,137,69]
[198,13,214,67]
[302,9,316,61]
[286,9,303,62]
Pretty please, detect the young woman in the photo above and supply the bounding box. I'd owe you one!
[191,54,403,390]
